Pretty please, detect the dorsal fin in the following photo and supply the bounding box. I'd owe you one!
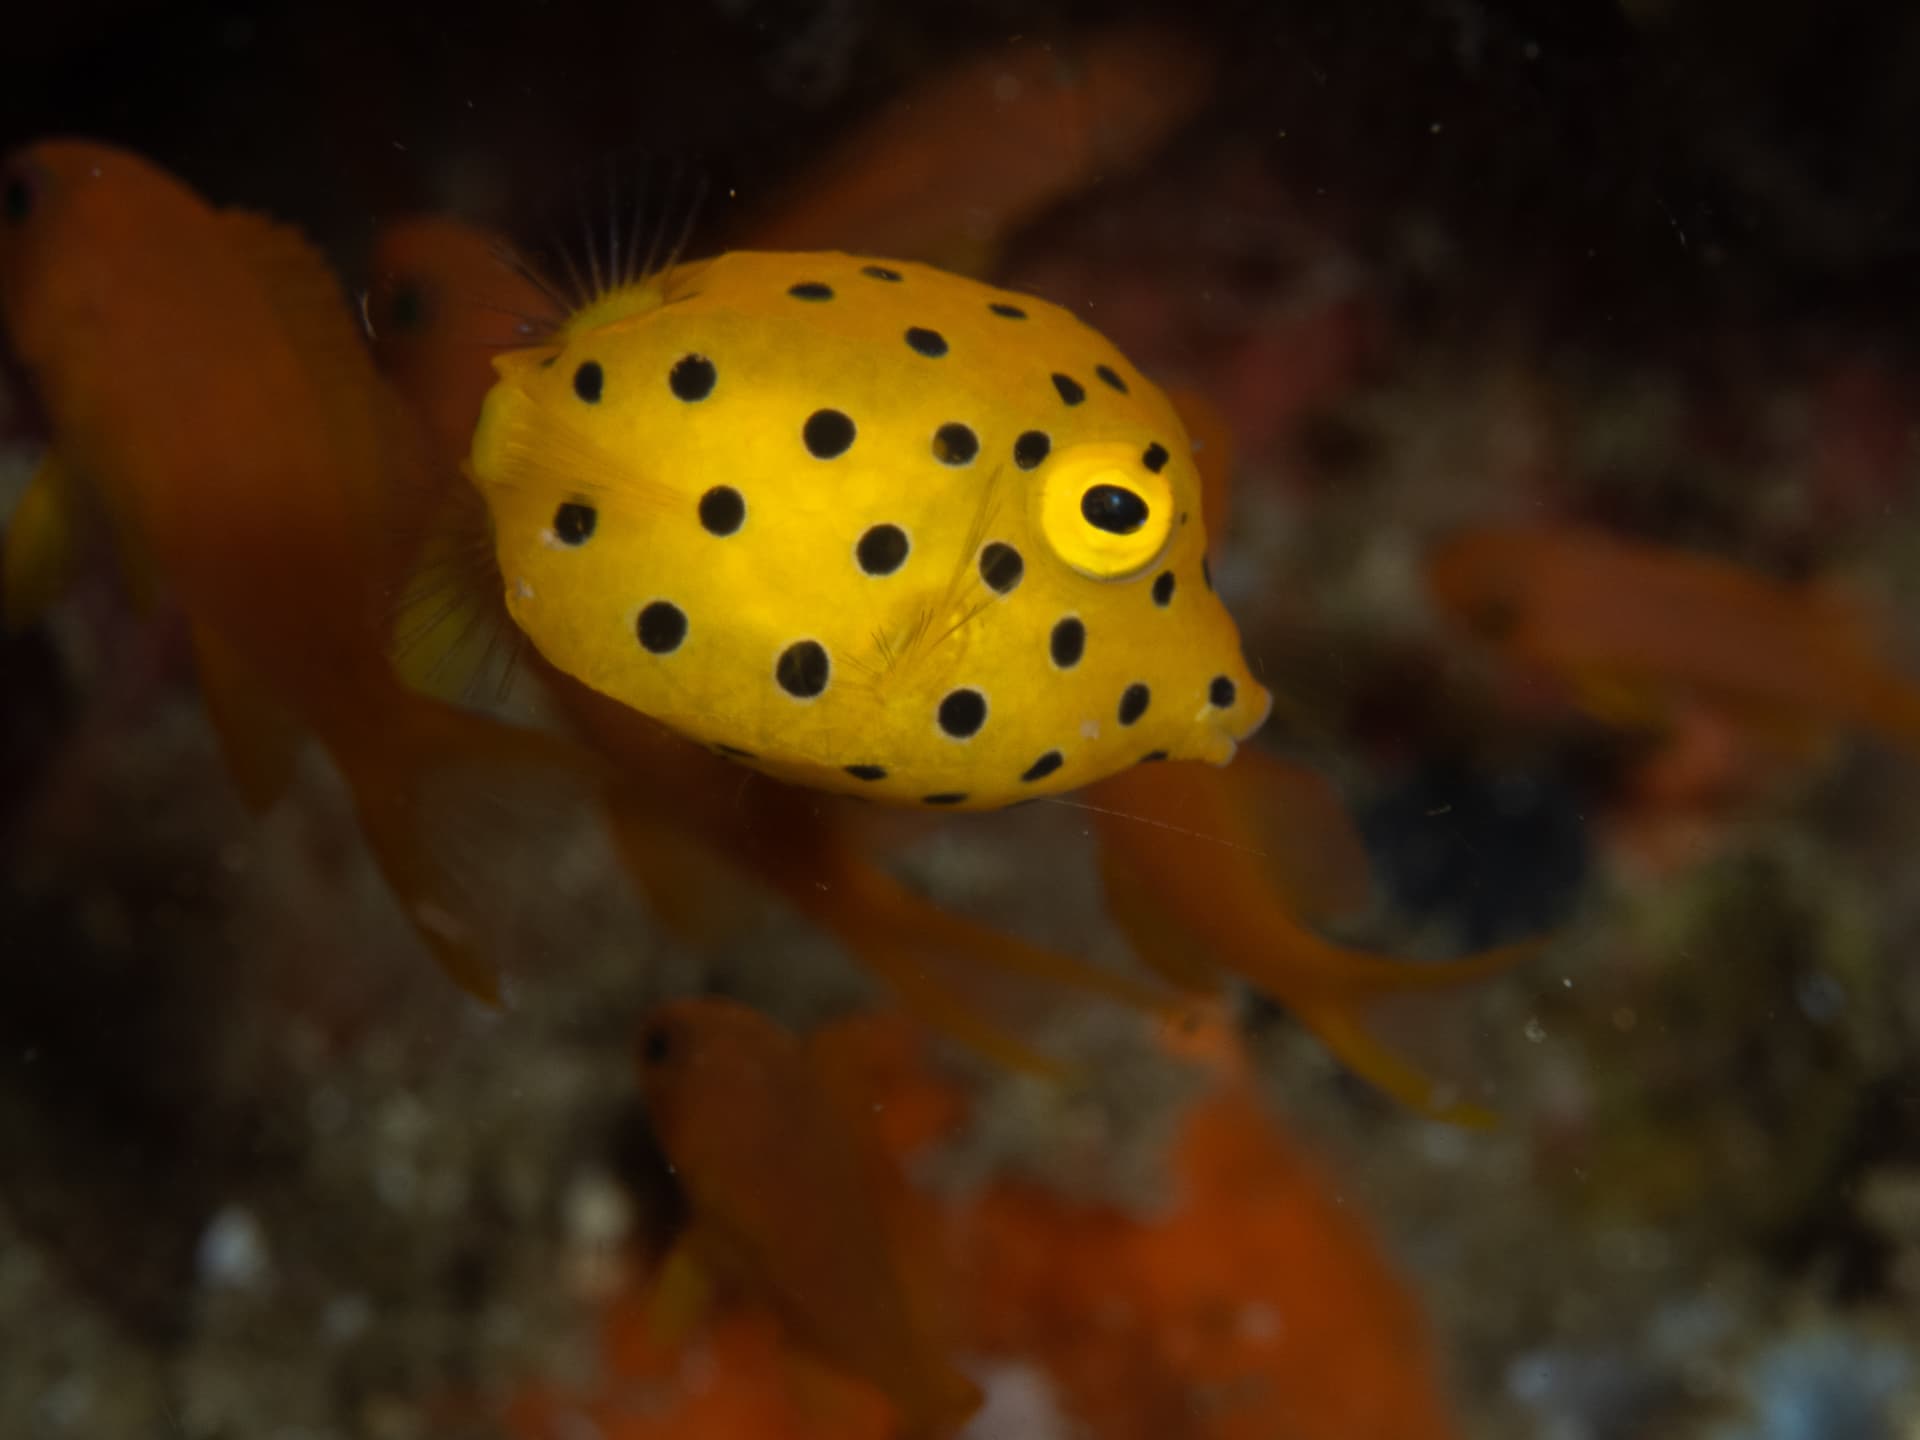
[219,209,458,632]
[216,210,378,402]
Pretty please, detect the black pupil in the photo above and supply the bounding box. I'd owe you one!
[1081,485,1149,535]
[389,283,428,332]
[2,175,31,224]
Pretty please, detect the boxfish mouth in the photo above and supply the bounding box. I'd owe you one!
[1235,682,1275,742]
[1190,681,1273,767]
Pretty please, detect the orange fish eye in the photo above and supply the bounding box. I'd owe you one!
[2,166,34,226]
[386,278,431,333]
[639,1022,675,1067]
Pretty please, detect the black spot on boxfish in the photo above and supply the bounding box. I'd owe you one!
[1013,430,1051,469]
[1095,364,1128,394]
[636,601,688,654]
[1118,683,1150,725]
[776,640,830,698]
[1052,373,1086,406]
[574,360,604,402]
[861,265,902,282]
[803,409,856,459]
[1050,617,1085,668]
[669,354,716,401]
[715,743,755,758]
[845,764,887,781]
[1021,751,1063,782]
[553,501,596,545]
[989,302,1027,319]
[937,688,987,739]
[1142,443,1169,473]
[1209,676,1236,708]
[788,281,833,300]
[932,423,979,466]
[1152,571,1176,607]
[856,524,910,576]
[905,327,948,357]
[979,543,1023,594]
[699,486,745,536]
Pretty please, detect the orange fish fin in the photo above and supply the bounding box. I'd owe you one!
[1240,919,1546,1002]
[1566,666,1675,731]
[1231,748,1374,924]
[818,856,1178,1076]
[781,1348,900,1438]
[805,1036,984,1439]
[1298,999,1501,1129]
[1698,692,1842,764]
[218,209,436,543]
[190,623,307,815]
[1097,838,1228,993]
[1800,578,1892,660]
[217,210,370,385]
[1164,383,1236,545]
[645,1237,719,1347]
[334,694,604,1003]
[1853,674,1920,760]
[603,791,767,946]
[3,452,81,630]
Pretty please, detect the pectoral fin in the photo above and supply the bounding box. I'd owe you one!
[191,623,306,815]
[645,1237,718,1347]
[1567,666,1673,731]
[4,452,81,629]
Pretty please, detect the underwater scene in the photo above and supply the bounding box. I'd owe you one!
[6,1,1920,1435]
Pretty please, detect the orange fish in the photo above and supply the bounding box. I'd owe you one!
[1425,522,1920,757]
[749,22,1215,273]
[635,999,982,1439]
[365,215,546,475]
[957,1049,1465,1440]
[1086,371,1528,1125]
[1091,753,1526,1127]
[0,140,588,1001]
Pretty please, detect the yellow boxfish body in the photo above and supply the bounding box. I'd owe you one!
[470,250,1270,808]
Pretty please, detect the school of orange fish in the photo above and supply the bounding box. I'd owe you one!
[6,19,1920,1440]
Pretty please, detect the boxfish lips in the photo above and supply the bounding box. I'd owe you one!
[1184,670,1273,766]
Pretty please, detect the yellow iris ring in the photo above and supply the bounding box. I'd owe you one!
[1034,441,1175,580]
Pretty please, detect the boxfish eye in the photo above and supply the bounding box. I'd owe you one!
[1081,484,1148,535]
[1036,440,1176,581]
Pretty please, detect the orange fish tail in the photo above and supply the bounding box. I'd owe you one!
[1219,910,1537,1127]
[798,851,1171,1077]
[1855,667,1920,760]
